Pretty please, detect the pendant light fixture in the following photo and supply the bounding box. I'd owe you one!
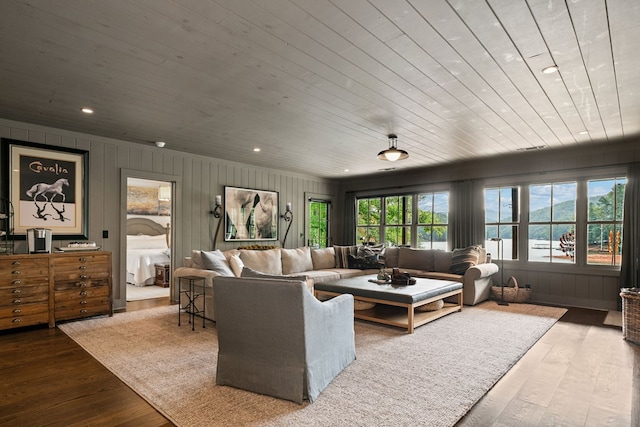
[377,134,409,161]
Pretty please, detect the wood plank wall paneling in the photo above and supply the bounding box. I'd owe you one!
[0,118,337,311]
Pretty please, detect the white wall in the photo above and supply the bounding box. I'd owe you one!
[0,118,338,311]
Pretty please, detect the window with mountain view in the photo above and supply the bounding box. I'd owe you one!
[587,177,626,265]
[356,192,449,248]
[485,186,519,260]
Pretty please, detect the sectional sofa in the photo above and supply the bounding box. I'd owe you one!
[173,244,498,321]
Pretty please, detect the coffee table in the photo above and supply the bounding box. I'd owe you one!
[315,275,463,333]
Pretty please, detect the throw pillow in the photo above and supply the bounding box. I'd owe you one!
[229,254,244,277]
[281,247,313,275]
[311,247,335,269]
[334,245,358,268]
[239,248,282,275]
[347,253,380,270]
[191,249,204,269]
[449,245,481,275]
[200,250,234,276]
[240,267,309,285]
[398,247,435,271]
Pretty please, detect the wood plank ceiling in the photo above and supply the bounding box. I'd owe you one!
[0,0,638,178]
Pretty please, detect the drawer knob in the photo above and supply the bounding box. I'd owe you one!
[79,266,87,270]
[79,257,87,262]
[12,289,21,294]
[13,299,21,304]
[12,270,20,274]
[13,308,22,314]
[80,300,87,305]
[12,318,22,323]
[80,291,87,296]
[11,261,21,266]
[12,280,21,285]
[80,275,88,280]
[80,309,88,313]
[79,282,87,287]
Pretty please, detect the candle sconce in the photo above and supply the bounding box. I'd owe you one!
[280,202,293,247]
[209,195,223,250]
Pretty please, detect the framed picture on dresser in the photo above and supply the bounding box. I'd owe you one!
[0,138,89,239]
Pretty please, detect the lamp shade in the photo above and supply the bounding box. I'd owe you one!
[377,134,409,161]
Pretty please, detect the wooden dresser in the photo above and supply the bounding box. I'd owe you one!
[0,251,112,331]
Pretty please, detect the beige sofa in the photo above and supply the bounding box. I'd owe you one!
[173,245,498,320]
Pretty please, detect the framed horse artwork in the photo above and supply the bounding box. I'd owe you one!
[224,186,278,241]
[0,138,88,239]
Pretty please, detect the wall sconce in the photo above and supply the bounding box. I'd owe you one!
[209,195,223,250]
[280,202,293,247]
[490,237,508,306]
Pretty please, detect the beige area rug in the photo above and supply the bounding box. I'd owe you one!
[59,301,566,427]
[126,283,170,301]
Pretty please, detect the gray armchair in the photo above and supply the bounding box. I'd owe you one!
[213,276,356,404]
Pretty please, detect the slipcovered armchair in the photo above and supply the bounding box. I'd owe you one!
[213,276,356,404]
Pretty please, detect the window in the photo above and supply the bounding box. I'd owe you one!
[356,192,449,248]
[308,199,331,248]
[484,174,626,267]
[587,177,626,265]
[417,192,449,250]
[484,187,519,260]
[384,195,412,247]
[357,197,381,244]
[528,182,577,263]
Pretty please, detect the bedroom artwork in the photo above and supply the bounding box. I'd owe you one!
[127,186,171,216]
[1,138,88,239]
[224,186,278,241]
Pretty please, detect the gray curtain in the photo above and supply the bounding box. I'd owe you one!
[451,179,485,249]
[620,163,640,292]
[342,192,356,245]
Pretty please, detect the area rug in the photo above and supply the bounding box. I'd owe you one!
[126,283,170,301]
[59,301,566,427]
[604,309,623,328]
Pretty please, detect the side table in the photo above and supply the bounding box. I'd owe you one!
[178,275,206,330]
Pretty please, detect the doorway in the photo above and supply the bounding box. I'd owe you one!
[124,177,173,302]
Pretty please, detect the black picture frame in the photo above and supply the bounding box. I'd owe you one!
[0,138,89,239]
[224,186,278,241]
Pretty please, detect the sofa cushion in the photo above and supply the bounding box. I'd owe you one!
[434,251,453,273]
[398,247,435,271]
[311,247,335,270]
[239,248,282,275]
[281,247,313,275]
[229,254,244,277]
[449,245,482,274]
[334,245,358,268]
[381,247,399,267]
[200,250,234,276]
[240,267,313,293]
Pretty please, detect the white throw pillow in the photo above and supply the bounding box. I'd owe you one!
[311,247,335,270]
[229,254,244,277]
[239,248,282,275]
[200,250,234,276]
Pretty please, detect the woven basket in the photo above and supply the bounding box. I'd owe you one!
[491,277,531,303]
[621,288,640,345]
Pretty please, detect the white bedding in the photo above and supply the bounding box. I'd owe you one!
[126,234,170,287]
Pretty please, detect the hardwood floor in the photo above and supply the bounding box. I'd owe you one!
[0,297,174,427]
[1,301,638,427]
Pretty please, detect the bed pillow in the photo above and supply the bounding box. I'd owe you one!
[229,254,244,277]
[200,250,234,276]
[449,245,481,274]
[127,234,168,250]
[281,247,313,275]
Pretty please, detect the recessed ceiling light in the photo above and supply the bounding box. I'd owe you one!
[81,107,94,114]
[155,141,166,148]
[253,148,261,152]
[541,65,559,74]
[343,169,350,172]
[578,130,589,135]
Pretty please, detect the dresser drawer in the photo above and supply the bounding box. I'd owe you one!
[54,297,110,322]
[0,303,49,329]
[52,254,110,268]
[54,278,110,291]
[55,285,109,302]
[0,284,49,305]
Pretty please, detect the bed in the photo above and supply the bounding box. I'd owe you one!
[126,218,171,287]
